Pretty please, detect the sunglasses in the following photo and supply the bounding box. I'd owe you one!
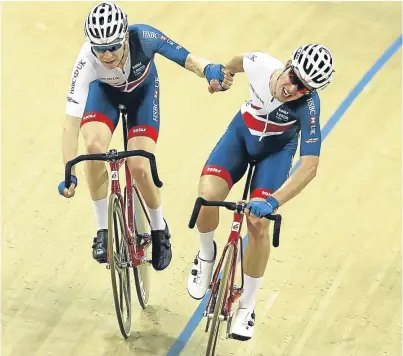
[92,42,124,53]
[288,67,314,94]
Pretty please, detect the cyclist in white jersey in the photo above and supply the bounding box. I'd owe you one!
[187,44,334,340]
[58,2,233,271]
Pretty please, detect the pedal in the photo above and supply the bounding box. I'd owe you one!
[136,232,151,239]
[231,285,243,302]
[136,233,152,246]
[119,262,130,269]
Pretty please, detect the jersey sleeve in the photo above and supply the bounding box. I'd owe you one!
[65,43,97,118]
[137,24,190,67]
[243,52,280,82]
[299,94,322,156]
[243,52,267,81]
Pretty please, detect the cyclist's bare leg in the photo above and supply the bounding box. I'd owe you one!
[126,136,160,210]
[127,136,172,271]
[187,175,230,299]
[232,197,270,314]
[230,197,270,339]
[81,122,113,263]
[244,197,271,278]
[81,122,112,211]
[196,175,230,232]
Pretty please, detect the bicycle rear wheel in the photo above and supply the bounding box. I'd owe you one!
[133,237,151,308]
[108,193,132,339]
[130,183,152,309]
[206,244,234,356]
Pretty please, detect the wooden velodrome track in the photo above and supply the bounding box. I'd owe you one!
[1,1,402,356]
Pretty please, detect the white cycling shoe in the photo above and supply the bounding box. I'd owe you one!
[187,241,217,300]
[230,307,256,341]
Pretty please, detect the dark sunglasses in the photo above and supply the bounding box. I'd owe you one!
[288,67,314,94]
[92,42,123,53]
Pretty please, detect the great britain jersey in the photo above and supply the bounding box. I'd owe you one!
[241,52,322,156]
[65,24,190,119]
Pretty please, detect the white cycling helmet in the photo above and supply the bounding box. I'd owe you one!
[291,44,334,90]
[84,2,128,45]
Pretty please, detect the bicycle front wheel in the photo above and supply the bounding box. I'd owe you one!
[108,193,132,339]
[206,244,234,356]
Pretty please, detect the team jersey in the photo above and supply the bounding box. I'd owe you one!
[65,24,190,118]
[241,52,322,156]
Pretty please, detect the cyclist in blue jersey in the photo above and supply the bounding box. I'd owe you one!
[187,44,334,340]
[59,2,233,271]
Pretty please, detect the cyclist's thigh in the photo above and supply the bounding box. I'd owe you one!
[250,138,298,199]
[201,111,249,194]
[125,71,160,145]
[81,80,120,146]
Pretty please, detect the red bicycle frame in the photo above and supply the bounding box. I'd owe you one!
[205,208,245,321]
[106,114,150,269]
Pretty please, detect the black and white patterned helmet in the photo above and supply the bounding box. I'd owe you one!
[84,2,128,45]
[291,44,334,90]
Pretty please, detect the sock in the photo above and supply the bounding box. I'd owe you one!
[148,205,166,230]
[239,274,263,309]
[198,230,215,261]
[93,197,108,231]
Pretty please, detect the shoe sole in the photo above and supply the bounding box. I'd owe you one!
[152,248,172,271]
[187,287,207,300]
[230,333,251,341]
[94,257,107,264]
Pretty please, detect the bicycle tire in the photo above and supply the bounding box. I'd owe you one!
[108,193,132,339]
[206,244,234,356]
[133,243,151,308]
[130,183,151,309]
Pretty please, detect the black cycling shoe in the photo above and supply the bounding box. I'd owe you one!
[151,221,172,271]
[92,229,108,263]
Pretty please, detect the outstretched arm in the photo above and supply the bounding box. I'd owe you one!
[184,53,212,77]
[62,115,81,175]
[139,25,234,92]
[184,53,233,92]
[224,54,245,74]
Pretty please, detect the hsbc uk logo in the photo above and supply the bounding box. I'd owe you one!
[70,60,86,95]
[160,35,175,46]
[142,31,159,39]
[307,98,317,136]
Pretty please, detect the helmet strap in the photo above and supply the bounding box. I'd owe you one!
[270,67,287,100]
[117,41,127,67]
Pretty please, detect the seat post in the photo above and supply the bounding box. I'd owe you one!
[119,104,128,151]
[242,162,255,201]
